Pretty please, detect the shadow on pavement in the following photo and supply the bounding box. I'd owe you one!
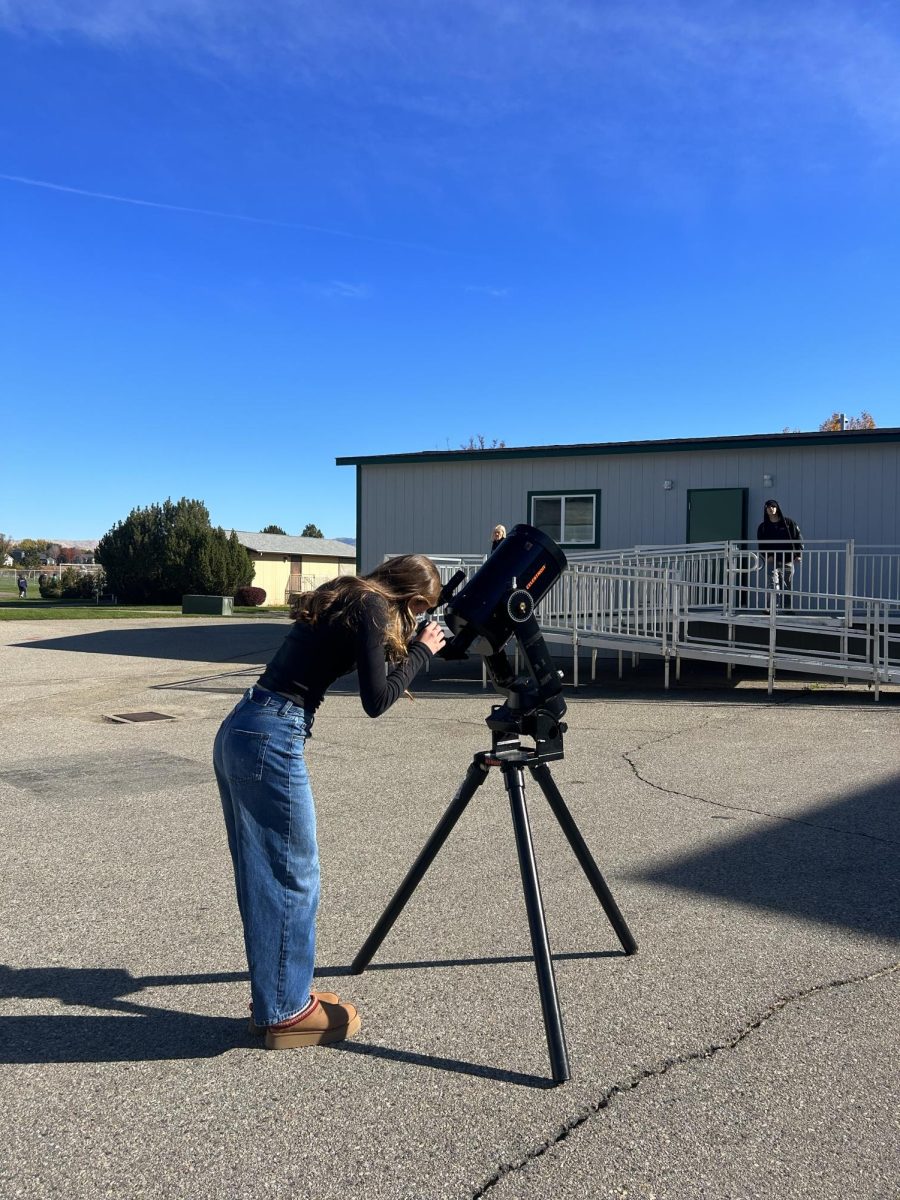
[330,1040,554,1088]
[11,622,287,664]
[316,950,623,974]
[635,775,900,941]
[14,621,896,706]
[0,963,556,1085]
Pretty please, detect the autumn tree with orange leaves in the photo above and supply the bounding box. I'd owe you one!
[819,411,876,431]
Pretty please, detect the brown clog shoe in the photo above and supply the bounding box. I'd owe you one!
[264,997,361,1049]
[248,991,339,1036]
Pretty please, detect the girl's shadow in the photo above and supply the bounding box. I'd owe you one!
[0,965,249,1062]
[0,963,557,1086]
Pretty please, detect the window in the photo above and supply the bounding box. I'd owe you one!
[528,491,601,548]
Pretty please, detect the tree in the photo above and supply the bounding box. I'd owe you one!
[96,497,254,603]
[260,524,287,535]
[300,524,324,538]
[15,538,53,568]
[0,533,13,561]
[56,546,79,564]
[460,435,506,450]
[819,411,876,431]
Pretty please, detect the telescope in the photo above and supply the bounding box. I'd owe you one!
[356,523,636,1085]
[431,524,569,754]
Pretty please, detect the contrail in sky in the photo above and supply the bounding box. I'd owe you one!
[0,172,438,252]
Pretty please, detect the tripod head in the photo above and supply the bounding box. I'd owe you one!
[437,524,569,760]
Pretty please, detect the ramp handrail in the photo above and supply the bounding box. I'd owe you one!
[384,543,900,697]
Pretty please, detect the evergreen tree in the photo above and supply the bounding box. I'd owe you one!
[300,523,324,538]
[227,530,254,591]
[97,498,254,603]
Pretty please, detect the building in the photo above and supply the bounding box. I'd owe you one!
[230,532,356,606]
[337,427,900,572]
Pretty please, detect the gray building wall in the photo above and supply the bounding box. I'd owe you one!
[351,438,900,572]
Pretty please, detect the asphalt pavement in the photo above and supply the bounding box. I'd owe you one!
[1,617,897,1200]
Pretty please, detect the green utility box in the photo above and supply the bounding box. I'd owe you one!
[182,594,234,616]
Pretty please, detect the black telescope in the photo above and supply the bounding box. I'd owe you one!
[436,524,569,741]
[441,523,567,657]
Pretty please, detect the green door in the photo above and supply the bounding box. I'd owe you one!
[686,488,747,543]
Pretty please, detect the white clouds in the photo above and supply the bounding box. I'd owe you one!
[3,1,900,201]
[293,278,373,300]
[4,1,898,141]
[465,284,510,298]
[320,280,372,299]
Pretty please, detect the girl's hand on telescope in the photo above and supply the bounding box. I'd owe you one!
[416,621,446,654]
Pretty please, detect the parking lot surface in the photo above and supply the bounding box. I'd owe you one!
[1,618,897,1199]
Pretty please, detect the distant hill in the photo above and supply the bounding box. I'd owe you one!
[12,538,100,550]
[335,537,356,546]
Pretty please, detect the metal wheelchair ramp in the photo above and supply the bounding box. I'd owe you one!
[419,541,900,700]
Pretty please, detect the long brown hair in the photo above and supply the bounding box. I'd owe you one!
[291,555,442,661]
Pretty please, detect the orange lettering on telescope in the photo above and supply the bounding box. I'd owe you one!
[525,564,546,590]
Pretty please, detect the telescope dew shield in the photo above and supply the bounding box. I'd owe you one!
[444,524,567,653]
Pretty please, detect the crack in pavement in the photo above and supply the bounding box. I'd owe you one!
[622,719,900,848]
[469,959,900,1198]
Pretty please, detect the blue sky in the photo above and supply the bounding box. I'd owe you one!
[2,0,900,540]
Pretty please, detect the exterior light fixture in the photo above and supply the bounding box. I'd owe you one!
[763,473,774,487]
[662,479,673,490]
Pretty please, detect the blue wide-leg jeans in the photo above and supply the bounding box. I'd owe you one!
[214,686,319,1026]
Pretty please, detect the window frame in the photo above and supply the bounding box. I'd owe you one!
[527,489,602,550]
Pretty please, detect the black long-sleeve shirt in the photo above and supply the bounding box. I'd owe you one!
[258,592,432,717]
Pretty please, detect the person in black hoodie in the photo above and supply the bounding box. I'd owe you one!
[757,499,803,607]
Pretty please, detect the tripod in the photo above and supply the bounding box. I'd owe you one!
[351,707,637,1084]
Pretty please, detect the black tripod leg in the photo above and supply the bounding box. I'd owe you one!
[351,759,490,974]
[503,762,570,1085]
[529,762,637,955]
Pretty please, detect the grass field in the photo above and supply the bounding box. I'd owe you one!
[0,605,290,621]
[0,570,290,620]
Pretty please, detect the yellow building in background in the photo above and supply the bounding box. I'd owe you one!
[231,532,356,606]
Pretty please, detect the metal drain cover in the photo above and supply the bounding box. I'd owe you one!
[106,712,176,723]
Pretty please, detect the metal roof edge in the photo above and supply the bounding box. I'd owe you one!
[336,427,900,467]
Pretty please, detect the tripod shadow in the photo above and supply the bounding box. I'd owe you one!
[328,1039,555,1088]
[0,962,563,1087]
[316,949,624,974]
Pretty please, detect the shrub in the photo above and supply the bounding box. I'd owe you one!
[234,585,266,607]
[57,567,98,599]
[40,578,61,599]
[59,566,81,598]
